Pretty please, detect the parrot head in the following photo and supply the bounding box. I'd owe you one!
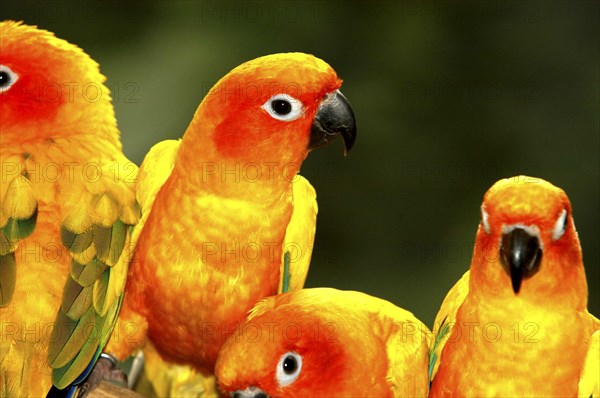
[471,176,587,306]
[0,21,119,146]
[177,53,357,184]
[216,288,426,398]
[215,291,352,397]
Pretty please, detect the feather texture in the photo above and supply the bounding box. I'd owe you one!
[0,21,138,396]
[217,288,431,397]
[429,177,599,397]
[104,53,351,396]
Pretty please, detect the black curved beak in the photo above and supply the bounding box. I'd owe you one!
[499,228,542,294]
[309,89,357,155]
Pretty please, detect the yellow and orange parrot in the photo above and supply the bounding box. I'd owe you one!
[105,53,357,390]
[429,176,600,397]
[215,288,432,397]
[0,21,138,396]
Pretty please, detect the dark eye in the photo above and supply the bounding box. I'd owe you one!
[282,354,298,374]
[276,351,302,387]
[0,65,19,93]
[271,99,292,115]
[262,94,303,121]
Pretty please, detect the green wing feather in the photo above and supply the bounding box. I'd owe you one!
[48,161,139,389]
[48,142,180,389]
[429,271,470,385]
[0,173,38,307]
[428,317,450,382]
[281,251,291,293]
[0,252,17,307]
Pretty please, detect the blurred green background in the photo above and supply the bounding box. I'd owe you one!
[2,1,598,325]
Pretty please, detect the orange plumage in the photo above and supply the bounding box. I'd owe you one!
[106,53,357,388]
[216,288,431,397]
[0,21,137,395]
[429,176,599,397]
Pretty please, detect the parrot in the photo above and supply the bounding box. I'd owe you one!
[215,287,432,397]
[0,21,139,396]
[104,52,357,393]
[428,176,600,397]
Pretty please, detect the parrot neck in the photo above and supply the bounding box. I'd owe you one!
[3,87,122,153]
[7,127,122,163]
[470,266,588,311]
[174,126,300,200]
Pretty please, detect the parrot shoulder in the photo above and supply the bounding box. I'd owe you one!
[428,270,470,384]
[123,139,180,262]
[278,175,317,293]
[48,157,140,389]
[135,139,181,218]
[0,155,38,306]
[382,303,431,397]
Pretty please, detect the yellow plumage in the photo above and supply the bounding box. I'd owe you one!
[0,21,138,395]
[429,177,600,397]
[106,53,356,396]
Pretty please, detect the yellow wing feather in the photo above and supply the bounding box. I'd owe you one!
[135,140,181,219]
[383,301,432,397]
[48,158,139,388]
[278,175,317,293]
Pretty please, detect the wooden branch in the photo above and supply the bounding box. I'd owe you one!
[88,382,145,398]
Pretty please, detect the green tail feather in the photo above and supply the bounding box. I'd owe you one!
[51,292,122,389]
[48,308,96,369]
[51,334,99,390]
[0,253,16,307]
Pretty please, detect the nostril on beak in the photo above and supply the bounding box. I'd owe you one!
[231,388,269,398]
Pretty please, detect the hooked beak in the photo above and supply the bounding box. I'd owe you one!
[231,387,268,398]
[309,89,357,155]
[499,227,542,294]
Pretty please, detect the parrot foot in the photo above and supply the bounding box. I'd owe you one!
[75,354,128,398]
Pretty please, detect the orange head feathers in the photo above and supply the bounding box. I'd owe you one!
[0,20,119,147]
[216,288,431,398]
[470,176,586,308]
[175,53,356,184]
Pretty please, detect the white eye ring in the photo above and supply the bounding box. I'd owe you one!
[0,65,19,93]
[552,209,567,241]
[481,205,491,234]
[262,94,304,122]
[276,351,302,387]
